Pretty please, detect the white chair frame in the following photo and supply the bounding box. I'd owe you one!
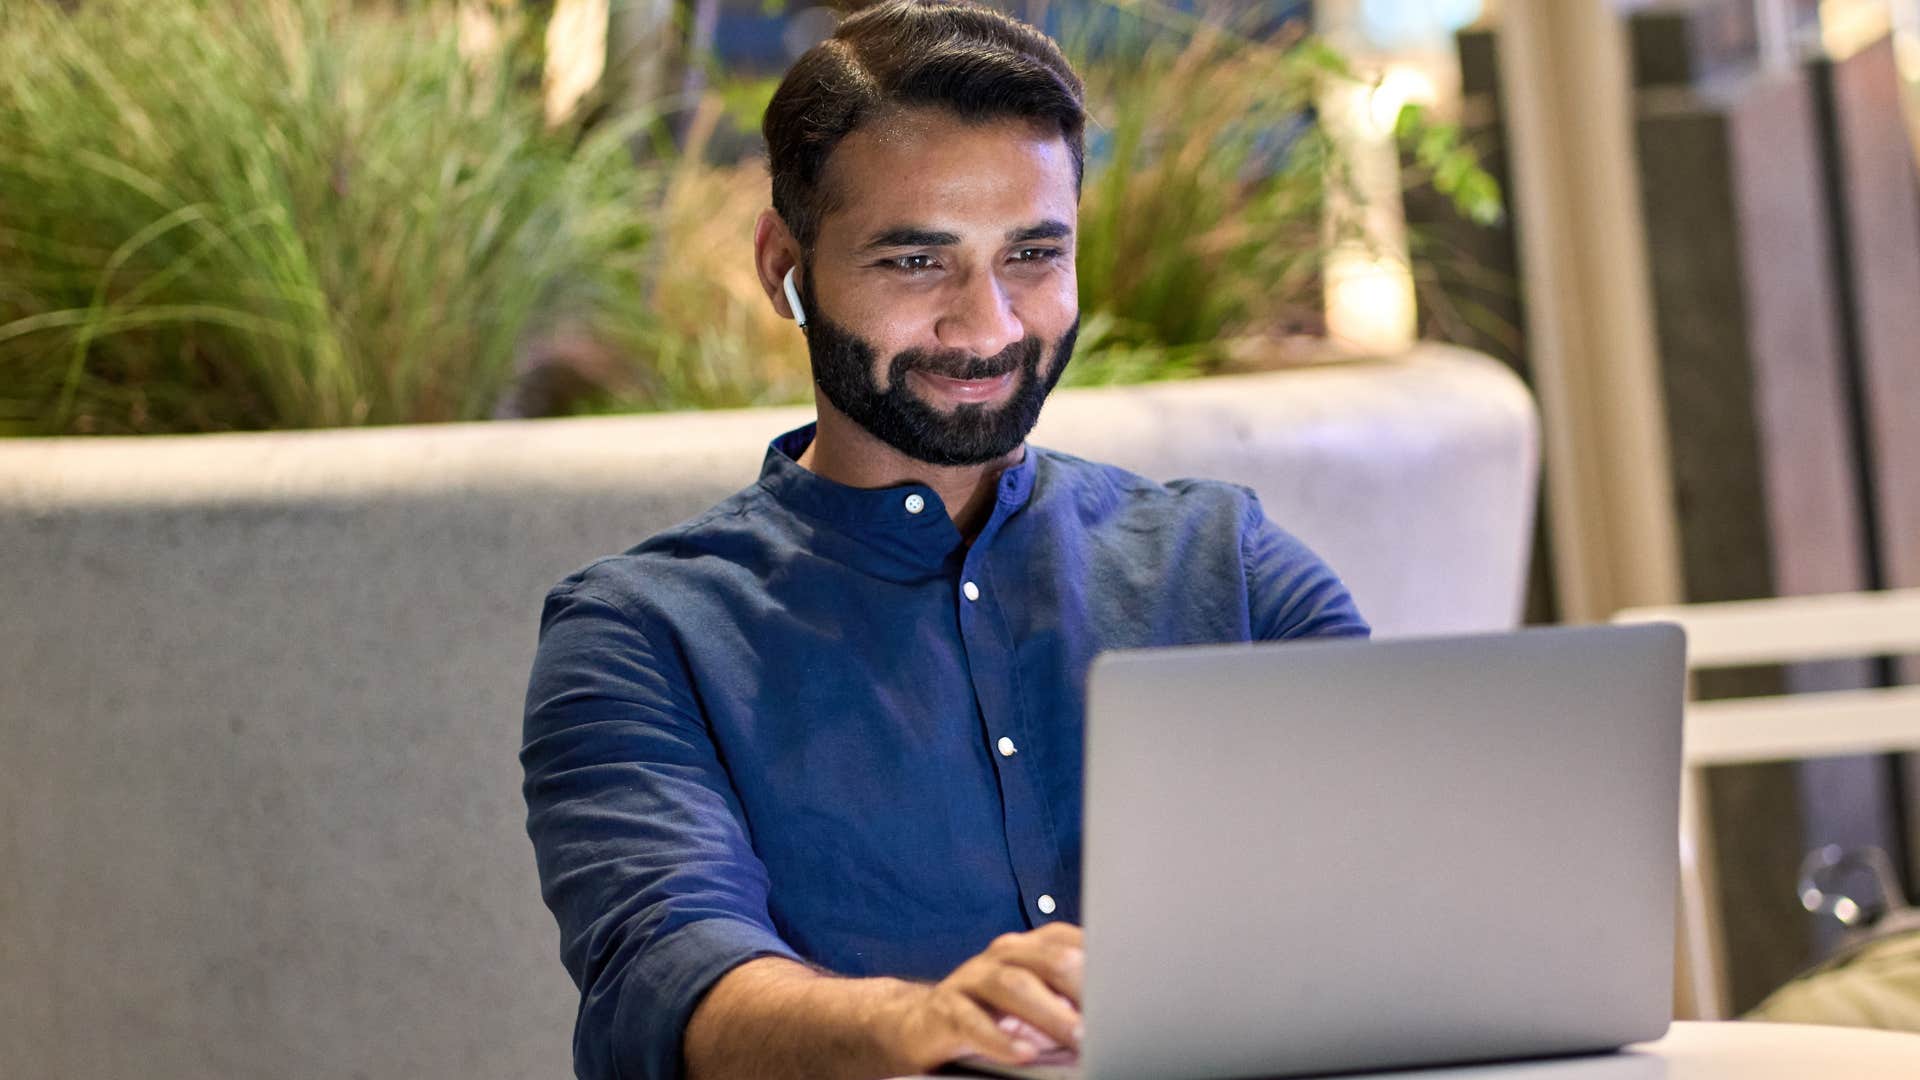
[1613,588,1920,1021]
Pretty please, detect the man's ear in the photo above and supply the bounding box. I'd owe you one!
[753,208,804,325]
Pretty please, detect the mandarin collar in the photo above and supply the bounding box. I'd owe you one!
[756,423,1037,538]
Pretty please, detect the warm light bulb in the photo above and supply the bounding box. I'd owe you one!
[1820,0,1892,59]
[1324,249,1417,356]
[544,0,611,128]
[1369,64,1439,134]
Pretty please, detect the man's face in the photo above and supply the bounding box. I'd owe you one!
[798,108,1080,467]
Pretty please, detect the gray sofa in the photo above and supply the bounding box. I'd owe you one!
[0,345,1535,1078]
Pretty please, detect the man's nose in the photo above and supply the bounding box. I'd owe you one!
[934,270,1024,359]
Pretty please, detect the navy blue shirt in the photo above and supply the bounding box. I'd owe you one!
[521,424,1368,1080]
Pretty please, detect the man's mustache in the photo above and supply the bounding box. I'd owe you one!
[887,337,1042,384]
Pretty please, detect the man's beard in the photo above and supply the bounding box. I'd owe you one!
[800,276,1078,468]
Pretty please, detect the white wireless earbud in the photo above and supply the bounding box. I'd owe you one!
[782,266,808,329]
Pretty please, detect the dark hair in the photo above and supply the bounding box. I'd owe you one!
[762,0,1087,254]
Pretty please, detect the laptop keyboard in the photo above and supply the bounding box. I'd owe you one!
[952,1047,1081,1080]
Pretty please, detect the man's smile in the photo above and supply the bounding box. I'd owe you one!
[907,367,1021,407]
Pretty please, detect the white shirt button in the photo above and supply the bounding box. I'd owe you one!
[1037,894,1057,915]
[997,736,1017,757]
[962,581,981,602]
[904,493,925,515]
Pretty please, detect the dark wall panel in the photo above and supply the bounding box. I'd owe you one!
[1821,37,1920,881]
[1632,14,1891,1010]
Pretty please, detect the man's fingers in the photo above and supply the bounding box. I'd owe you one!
[962,964,1083,1051]
[986,935,1086,1006]
[994,922,1083,951]
[999,1010,1067,1051]
[1033,921,1084,947]
[939,993,1039,1065]
[924,923,1087,1067]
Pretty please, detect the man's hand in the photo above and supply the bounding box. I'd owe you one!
[879,921,1085,1072]
[685,922,1084,1080]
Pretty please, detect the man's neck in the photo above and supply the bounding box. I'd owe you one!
[797,402,1023,542]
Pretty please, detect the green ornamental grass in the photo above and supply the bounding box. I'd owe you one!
[0,0,658,435]
[0,0,1504,434]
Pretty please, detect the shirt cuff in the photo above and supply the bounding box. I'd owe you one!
[611,916,804,1080]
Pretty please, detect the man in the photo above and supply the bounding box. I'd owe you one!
[520,3,1368,1079]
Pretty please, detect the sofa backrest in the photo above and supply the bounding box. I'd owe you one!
[0,345,1535,1078]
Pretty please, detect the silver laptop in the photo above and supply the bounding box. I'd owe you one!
[959,624,1684,1080]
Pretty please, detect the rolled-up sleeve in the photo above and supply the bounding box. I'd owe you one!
[521,581,801,1080]
[1239,493,1371,641]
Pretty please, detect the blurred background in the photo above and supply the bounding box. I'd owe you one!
[5,0,1920,1047]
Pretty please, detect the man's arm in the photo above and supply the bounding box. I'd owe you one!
[1239,493,1371,640]
[686,924,1087,1080]
[523,582,807,1080]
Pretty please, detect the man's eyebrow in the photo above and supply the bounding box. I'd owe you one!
[860,227,961,250]
[857,220,1075,251]
[1008,220,1073,243]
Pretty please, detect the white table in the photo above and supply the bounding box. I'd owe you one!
[898,1021,1920,1079]
[1350,1022,1920,1079]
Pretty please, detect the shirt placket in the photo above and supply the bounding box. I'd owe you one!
[956,493,1068,927]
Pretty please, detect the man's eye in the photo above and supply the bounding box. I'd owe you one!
[878,250,1062,274]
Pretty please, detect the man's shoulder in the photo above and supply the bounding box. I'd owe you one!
[1029,444,1258,526]
[545,482,785,616]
